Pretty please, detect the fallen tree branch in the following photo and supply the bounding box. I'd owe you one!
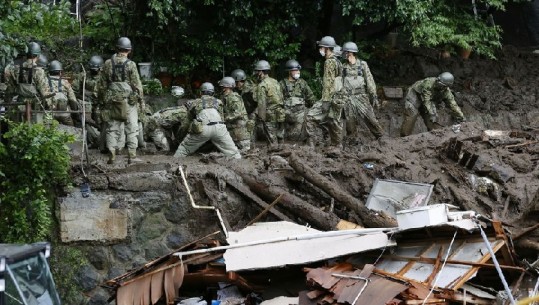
[246,194,284,226]
[288,153,397,228]
[513,223,539,241]
[239,173,342,230]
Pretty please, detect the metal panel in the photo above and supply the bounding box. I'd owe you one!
[366,179,434,218]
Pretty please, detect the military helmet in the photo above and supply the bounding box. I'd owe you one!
[27,42,41,56]
[37,54,48,68]
[116,37,132,50]
[317,36,336,48]
[285,59,301,71]
[334,45,342,58]
[218,76,236,88]
[171,86,184,97]
[88,55,104,70]
[49,60,63,72]
[342,41,359,53]
[200,82,215,94]
[437,72,454,87]
[254,60,271,71]
[231,69,246,81]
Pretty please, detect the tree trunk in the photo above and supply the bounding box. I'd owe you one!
[288,153,397,228]
[239,174,341,231]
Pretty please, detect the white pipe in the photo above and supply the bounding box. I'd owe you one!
[179,166,229,238]
[174,227,396,258]
[475,217,517,305]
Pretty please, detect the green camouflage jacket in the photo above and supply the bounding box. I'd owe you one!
[237,78,258,115]
[279,78,316,108]
[222,91,248,124]
[46,75,78,110]
[72,71,101,105]
[321,55,342,102]
[97,53,143,104]
[341,60,377,100]
[256,76,285,122]
[411,77,465,121]
[146,106,188,132]
[4,59,50,104]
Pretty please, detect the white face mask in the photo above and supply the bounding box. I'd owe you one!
[319,48,325,57]
[292,72,300,80]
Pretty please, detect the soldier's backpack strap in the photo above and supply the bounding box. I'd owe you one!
[48,77,54,92]
[18,62,34,84]
[213,98,218,109]
[111,55,131,82]
[48,77,63,93]
[357,60,363,77]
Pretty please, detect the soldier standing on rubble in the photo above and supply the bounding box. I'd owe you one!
[46,60,79,126]
[280,59,315,141]
[305,36,342,147]
[219,76,251,151]
[254,60,285,145]
[339,42,384,140]
[231,68,257,144]
[73,55,105,150]
[4,42,51,122]
[173,82,241,159]
[400,72,465,137]
[97,37,144,164]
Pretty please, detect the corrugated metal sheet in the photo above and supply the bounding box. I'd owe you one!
[375,238,503,290]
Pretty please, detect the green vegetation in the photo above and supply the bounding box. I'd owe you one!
[0,0,78,68]
[0,121,73,243]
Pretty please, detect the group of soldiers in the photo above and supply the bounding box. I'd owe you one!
[1,35,467,163]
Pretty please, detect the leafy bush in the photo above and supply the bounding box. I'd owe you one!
[0,121,74,243]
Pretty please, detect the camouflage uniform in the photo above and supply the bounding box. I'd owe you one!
[4,59,50,122]
[305,55,342,146]
[174,95,241,158]
[222,90,250,151]
[237,78,258,141]
[97,53,144,154]
[256,76,285,144]
[280,78,315,141]
[338,60,384,139]
[46,75,78,126]
[72,72,103,148]
[144,106,188,151]
[400,77,465,137]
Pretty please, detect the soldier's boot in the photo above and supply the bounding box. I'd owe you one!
[127,149,143,164]
[107,150,116,164]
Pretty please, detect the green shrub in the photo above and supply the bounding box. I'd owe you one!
[0,121,74,243]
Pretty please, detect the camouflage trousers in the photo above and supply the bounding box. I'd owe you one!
[174,123,241,159]
[227,121,251,151]
[106,103,138,152]
[257,121,284,144]
[344,94,384,139]
[284,105,307,141]
[305,101,342,146]
[149,127,170,151]
[400,89,438,137]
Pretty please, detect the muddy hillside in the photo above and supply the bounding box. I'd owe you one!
[63,47,539,305]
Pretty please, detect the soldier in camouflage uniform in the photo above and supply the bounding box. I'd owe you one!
[305,36,342,147]
[219,76,251,151]
[46,60,79,126]
[73,55,105,149]
[254,60,285,145]
[338,42,384,140]
[280,59,315,141]
[4,42,51,122]
[400,72,465,137]
[173,82,241,159]
[231,69,257,143]
[144,105,188,151]
[97,37,144,164]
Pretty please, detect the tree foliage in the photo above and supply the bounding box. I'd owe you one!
[0,122,73,243]
[0,0,78,68]
[340,0,505,58]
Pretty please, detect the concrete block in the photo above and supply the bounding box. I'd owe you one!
[60,190,129,243]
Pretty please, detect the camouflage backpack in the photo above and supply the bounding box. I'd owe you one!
[334,61,365,95]
[48,77,69,110]
[16,62,39,98]
[105,56,133,121]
